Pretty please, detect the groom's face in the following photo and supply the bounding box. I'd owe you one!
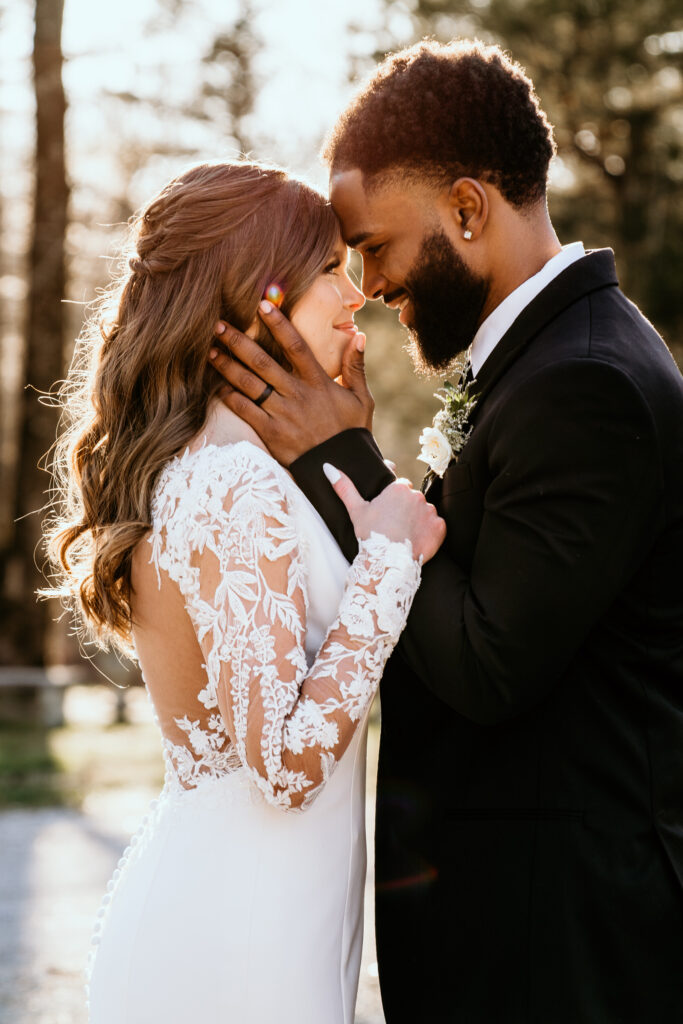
[329,168,489,372]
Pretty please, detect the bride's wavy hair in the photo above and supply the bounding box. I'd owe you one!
[44,161,339,653]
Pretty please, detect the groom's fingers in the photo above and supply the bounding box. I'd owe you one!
[211,321,294,396]
[257,301,327,381]
[209,345,284,408]
[220,386,271,434]
[340,333,374,428]
[340,333,369,395]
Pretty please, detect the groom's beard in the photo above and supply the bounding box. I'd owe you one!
[404,229,489,374]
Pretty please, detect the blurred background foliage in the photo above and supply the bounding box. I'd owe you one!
[0,0,681,681]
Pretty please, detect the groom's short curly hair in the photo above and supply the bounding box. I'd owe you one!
[322,39,556,208]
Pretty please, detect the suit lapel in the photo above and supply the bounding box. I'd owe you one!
[469,249,619,418]
[421,249,619,500]
[423,472,442,503]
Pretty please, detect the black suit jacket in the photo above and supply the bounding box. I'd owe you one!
[291,250,683,1023]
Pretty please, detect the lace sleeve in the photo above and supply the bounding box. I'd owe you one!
[154,446,421,810]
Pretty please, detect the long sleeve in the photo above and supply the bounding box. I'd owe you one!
[290,361,662,725]
[150,443,421,810]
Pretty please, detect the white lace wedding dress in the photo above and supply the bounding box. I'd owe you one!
[86,440,421,1023]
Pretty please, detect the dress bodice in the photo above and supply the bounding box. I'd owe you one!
[134,440,421,810]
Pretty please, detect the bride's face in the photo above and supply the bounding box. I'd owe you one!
[290,240,365,379]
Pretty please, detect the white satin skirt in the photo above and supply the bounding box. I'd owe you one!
[87,722,369,1024]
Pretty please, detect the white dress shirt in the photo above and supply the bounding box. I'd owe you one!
[469,242,586,377]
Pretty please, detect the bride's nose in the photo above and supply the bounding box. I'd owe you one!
[344,278,365,312]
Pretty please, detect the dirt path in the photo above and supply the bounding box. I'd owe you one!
[0,806,123,1024]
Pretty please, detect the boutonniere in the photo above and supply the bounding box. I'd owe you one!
[418,362,477,484]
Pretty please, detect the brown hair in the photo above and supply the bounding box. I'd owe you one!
[45,161,339,652]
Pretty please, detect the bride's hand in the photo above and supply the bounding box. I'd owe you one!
[323,464,446,563]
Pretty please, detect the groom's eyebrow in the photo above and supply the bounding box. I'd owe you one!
[347,231,372,249]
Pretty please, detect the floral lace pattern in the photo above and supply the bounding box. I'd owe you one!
[147,442,421,811]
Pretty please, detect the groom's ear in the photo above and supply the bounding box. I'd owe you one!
[447,177,488,242]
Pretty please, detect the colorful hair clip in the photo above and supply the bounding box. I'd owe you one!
[264,282,284,308]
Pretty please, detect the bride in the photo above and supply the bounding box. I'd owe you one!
[46,161,445,1023]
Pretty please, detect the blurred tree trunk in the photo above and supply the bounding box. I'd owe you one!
[0,0,68,666]
[0,12,10,568]
[0,175,6,554]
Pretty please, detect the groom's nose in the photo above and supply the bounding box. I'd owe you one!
[361,259,388,300]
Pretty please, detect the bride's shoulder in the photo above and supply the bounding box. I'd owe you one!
[157,441,284,502]
[153,435,289,531]
[150,401,299,536]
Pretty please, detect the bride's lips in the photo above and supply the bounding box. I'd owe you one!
[333,321,358,336]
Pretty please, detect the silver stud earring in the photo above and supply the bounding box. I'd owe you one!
[463,229,473,240]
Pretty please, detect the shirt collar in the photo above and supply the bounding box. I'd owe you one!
[469,242,586,378]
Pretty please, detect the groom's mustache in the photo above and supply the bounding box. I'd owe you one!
[382,288,408,307]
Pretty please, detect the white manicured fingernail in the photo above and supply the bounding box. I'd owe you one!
[323,463,341,485]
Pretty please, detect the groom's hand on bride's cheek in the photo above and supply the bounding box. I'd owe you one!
[208,301,374,466]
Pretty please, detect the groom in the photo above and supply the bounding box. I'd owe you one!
[211,41,683,1022]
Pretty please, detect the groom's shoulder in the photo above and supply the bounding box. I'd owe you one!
[526,267,681,402]
[513,279,683,457]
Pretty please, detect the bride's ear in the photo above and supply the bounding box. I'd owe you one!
[447,178,488,242]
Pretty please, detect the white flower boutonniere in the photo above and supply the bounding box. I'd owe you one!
[417,426,452,477]
[418,368,477,484]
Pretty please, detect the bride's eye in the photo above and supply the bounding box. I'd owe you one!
[324,258,341,274]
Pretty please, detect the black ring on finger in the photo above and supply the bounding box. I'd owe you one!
[254,383,274,407]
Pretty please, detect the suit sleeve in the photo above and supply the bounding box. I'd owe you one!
[289,428,395,560]
[290,361,662,725]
